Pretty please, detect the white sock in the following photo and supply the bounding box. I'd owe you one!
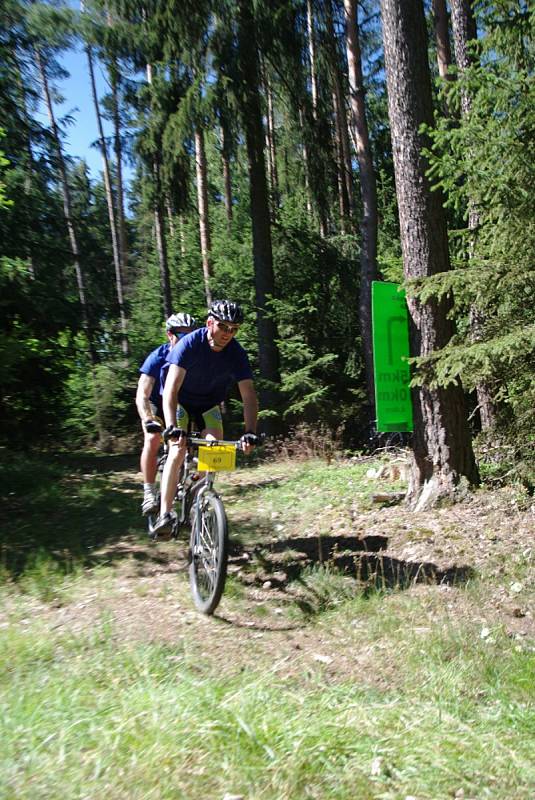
[143,482,156,493]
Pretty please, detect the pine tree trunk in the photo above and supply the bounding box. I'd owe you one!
[332,87,349,232]
[306,0,319,119]
[37,46,108,446]
[86,43,129,357]
[153,159,172,319]
[298,107,314,219]
[380,0,479,508]
[344,0,378,412]
[16,64,36,278]
[450,0,477,113]
[305,0,328,236]
[326,0,353,231]
[37,48,93,356]
[165,197,175,238]
[339,94,355,224]
[178,214,187,258]
[236,0,281,419]
[146,62,172,318]
[450,0,497,429]
[109,55,129,297]
[220,122,233,226]
[432,0,453,81]
[194,126,213,306]
[264,67,279,214]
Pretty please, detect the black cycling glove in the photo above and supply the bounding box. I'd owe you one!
[241,431,260,446]
[163,425,185,442]
[144,418,162,434]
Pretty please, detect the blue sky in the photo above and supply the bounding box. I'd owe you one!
[53,42,125,182]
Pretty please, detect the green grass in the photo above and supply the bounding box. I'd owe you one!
[0,450,142,579]
[1,594,534,799]
[1,448,534,798]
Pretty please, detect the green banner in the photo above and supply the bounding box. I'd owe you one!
[372,281,414,432]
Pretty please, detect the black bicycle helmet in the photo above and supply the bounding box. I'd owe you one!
[208,300,244,325]
[166,312,196,331]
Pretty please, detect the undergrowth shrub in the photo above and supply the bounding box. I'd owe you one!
[263,423,345,463]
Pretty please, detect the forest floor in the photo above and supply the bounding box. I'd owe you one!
[1,448,534,799]
[3,450,533,682]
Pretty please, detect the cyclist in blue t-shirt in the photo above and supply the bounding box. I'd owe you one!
[136,313,196,515]
[151,300,259,539]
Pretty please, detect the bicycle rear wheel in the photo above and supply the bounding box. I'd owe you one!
[189,491,228,614]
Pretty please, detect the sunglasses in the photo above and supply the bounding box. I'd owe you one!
[215,321,240,335]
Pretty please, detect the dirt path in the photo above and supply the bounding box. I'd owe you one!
[5,459,534,683]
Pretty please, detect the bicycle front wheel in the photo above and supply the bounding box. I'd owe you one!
[189,492,228,614]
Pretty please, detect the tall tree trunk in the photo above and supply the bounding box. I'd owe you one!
[339,94,355,224]
[305,0,329,236]
[326,0,353,231]
[450,0,477,114]
[153,156,172,318]
[450,0,497,429]
[36,48,93,358]
[298,106,314,219]
[263,66,279,214]
[306,0,319,119]
[194,126,213,306]
[432,0,453,80]
[332,87,350,231]
[344,0,378,412]
[178,213,187,259]
[109,52,129,296]
[380,0,479,508]
[220,121,233,226]
[37,46,108,446]
[236,0,281,420]
[165,196,175,238]
[86,42,129,357]
[146,62,172,318]
[16,63,36,278]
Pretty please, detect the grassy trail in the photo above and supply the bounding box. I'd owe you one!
[1,450,534,799]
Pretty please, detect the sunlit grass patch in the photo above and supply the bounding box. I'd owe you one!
[2,449,534,798]
[2,610,534,800]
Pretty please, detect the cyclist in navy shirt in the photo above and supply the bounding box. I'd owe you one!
[151,300,259,539]
[136,313,196,515]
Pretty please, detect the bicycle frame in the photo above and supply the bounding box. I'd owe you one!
[173,435,241,529]
[150,432,260,614]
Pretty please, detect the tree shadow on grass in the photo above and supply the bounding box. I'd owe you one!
[0,451,148,578]
[57,451,140,474]
[227,528,476,615]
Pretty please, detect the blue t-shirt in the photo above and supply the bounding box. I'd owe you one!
[139,343,171,406]
[166,328,253,408]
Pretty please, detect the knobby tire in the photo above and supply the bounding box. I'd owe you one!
[189,492,228,615]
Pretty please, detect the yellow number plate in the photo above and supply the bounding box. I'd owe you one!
[197,445,236,472]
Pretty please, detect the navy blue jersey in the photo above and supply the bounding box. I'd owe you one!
[166,328,253,407]
[139,343,171,406]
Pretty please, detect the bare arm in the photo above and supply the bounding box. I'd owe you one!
[238,379,258,433]
[136,374,156,421]
[163,364,186,428]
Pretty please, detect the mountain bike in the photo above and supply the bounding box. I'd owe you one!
[147,433,257,615]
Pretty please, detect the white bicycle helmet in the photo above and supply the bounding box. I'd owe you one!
[166,312,196,331]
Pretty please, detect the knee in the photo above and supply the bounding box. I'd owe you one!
[148,433,161,453]
[167,440,185,463]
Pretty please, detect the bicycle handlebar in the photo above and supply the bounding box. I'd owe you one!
[163,430,265,449]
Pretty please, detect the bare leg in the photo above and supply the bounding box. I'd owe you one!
[158,425,222,519]
[159,437,187,515]
[140,429,161,484]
